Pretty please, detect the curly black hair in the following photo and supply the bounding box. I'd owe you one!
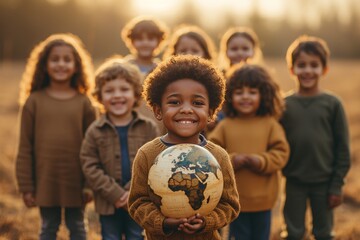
[224,63,284,119]
[143,55,225,120]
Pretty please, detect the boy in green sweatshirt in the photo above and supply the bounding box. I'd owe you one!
[281,35,351,240]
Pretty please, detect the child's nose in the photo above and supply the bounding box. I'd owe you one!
[304,65,313,72]
[113,90,123,97]
[180,103,193,113]
[59,59,67,66]
[242,92,250,98]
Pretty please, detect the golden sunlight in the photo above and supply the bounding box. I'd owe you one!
[131,0,182,19]
[46,0,68,5]
[257,0,285,19]
[40,0,360,30]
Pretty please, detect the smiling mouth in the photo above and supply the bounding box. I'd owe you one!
[54,71,68,75]
[176,120,196,124]
[240,102,252,106]
[111,101,126,106]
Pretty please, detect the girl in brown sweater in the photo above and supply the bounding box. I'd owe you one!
[16,33,96,240]
[209,64,289,240]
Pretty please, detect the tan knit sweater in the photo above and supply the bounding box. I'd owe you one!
[208,116,289,212]
[128,137,240,240]
[16,90,96,207]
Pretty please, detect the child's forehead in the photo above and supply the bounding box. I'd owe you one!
[295,51,322,61]
[101,76,132,87]
[49,44,74,54]
[228,35,253,46]
[133,32,157,40]
[165,78,207,94]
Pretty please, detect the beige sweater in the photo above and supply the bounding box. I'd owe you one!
[16,90,96,207]
[128,137,240,240]
[208,116,289,212]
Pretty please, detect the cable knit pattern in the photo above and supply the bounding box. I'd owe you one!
[128,137,240,240]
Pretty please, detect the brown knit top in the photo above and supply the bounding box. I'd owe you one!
[16,90,96,207]
[128,137,240,240]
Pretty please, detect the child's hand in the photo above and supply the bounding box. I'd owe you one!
[179,213,206,234]
[82,189,93,205]
[247,155,261,172]
[328,194,342,209]
[23,192,36,208]
[163,217,188,235]
[231,154,249,170]
[114,191,129,209]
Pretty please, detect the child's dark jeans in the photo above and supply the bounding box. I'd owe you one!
[39,206,86,240]
[229,210,271,240]
[100,208,143,240]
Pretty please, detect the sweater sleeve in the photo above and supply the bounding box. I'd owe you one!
[208,123,238,162]
[201,145,240,233]
[255,120,290,174]
[15,102,35,193]
[82,97,97,133]
[329,100,351,195]
[80,127,125,204]
[128,149,166,235]
[207,122,226,151]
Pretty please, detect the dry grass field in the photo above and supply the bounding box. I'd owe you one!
[0,58,359,239]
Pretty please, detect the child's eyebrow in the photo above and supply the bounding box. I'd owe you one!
[165,93,207,99]
[165,93,180,99]
[193,94,207,99]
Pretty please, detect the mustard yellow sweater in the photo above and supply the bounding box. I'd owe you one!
[128,137,240,240]
[208,116,289,212]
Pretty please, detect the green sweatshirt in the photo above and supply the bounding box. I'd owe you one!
[281,91,351,195]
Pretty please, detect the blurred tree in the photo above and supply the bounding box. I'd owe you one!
[0,0,359,61]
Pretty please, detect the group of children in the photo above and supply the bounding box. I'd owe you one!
[15,15,350,240]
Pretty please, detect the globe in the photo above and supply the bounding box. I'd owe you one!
[148,144,224,218]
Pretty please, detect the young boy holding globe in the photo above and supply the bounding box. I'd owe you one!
[128,55,240,239]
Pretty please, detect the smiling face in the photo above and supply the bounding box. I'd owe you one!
[132,33,159,60]
[154,78,210,144]
[101,77,136,125]
[291,51,327,96]
[226,35,255,65]
[46,45,77,84]
[231,86,261,118]
[175,36,206,58]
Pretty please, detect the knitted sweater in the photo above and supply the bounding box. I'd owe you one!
[281,92,351,195]
[208,116,289,212]
[16,90,96,207]
[128,137,240,240]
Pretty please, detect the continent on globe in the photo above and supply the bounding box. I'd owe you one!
[168,171,208,210]
[148,144,224,218]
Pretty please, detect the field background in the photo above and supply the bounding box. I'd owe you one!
[0,58,359,239]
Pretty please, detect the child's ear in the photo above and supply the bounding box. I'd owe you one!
[153,105,162,121]
[289,67,295,75]
[208,109,214,121]
[322,66,329,75]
